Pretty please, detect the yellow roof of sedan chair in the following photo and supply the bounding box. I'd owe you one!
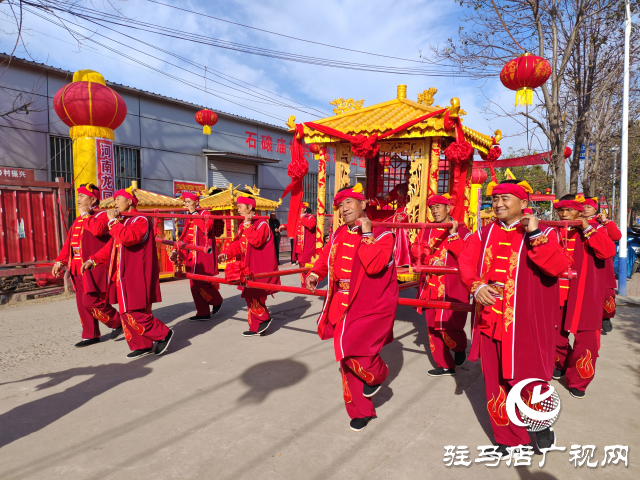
[287,85,495,154]
[200,184,282,211]
[99,181,183,208]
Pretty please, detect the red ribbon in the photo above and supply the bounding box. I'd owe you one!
[224,261,253,284]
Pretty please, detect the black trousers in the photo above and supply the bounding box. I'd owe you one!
[273,234,280,264]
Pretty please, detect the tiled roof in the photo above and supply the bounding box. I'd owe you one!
[100,189,182,208]
[200,184,281,211]
[293,92,493,153]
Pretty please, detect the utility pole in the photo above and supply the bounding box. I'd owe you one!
[619,0,631,296]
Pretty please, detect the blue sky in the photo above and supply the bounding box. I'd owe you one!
[0,0,542,153]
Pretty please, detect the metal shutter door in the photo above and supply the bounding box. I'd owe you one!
[208,159,256,188]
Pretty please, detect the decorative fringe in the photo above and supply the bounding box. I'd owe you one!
[69,125,115,140]
[203,125,211,135]
[515,87,533,106]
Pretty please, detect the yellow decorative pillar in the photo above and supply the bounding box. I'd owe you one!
[314,148,327,259]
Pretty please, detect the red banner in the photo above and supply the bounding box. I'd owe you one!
[474,152,550,168]
[96,138,115,200]
[174,180,207,197]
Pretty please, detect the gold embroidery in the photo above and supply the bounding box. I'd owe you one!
[530,235,548,247]
[361,236,375,245]
[503,250,519,331]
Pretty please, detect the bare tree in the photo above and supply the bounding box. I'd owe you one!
[428,0,639,197]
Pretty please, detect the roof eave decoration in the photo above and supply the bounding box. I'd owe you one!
[287,88,493,154]
[200,183,282,211]
[99,189,183,209]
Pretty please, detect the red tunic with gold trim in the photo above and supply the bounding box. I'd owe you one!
[588,216,620,318]
[458,220,569,380]
[282,214,317,266]
[309,224,397,361]
[560,224,616,333]
[411,225,470,329]
[177,210,218,276]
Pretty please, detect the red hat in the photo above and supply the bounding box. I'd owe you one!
[333,183,365,211]
[576,194,598,209]
[427,193,451,206]
[553,197,585,212]
[77,183,99,199]
[523,208,533,215]
[237,196,256,209]
[113,186,138,207]
[180,191,201,202]
[487,180,533,200]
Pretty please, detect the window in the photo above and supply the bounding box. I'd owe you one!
[303,172,318,213]
[50,136,75,226]
[114,145,141,190]
[438,156,450,194]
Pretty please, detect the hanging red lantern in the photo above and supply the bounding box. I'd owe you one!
[471,168,487,185]
[545,187,551,193]
[195,108,218,135]
[564,146,572,159]
[500,53,551,106]
[308,143,321,154]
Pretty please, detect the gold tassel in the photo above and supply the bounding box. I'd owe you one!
[203,125,211,135]
[515,87,533,106]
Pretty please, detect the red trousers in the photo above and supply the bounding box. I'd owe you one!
[428,326,466,369]
[340,355,389,420]
[555,328,599,391]
[71,274,121,339]
[603,288,616,319]
[244,293,270,333]
[190,279,222,316]
[480,333,547,447]
[120,306,171,351]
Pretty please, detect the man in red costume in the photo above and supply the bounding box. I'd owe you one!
[552,195,616,398]
[411,194,470,376]
[81,187,173,359]
[170,192,223,321]
[580,195,620,333]
[218,196,280,337]
[458,179,569,456]
[376,168,412,267]
[306,184,398,432]
[53,183,122,347]
[280,202,317,284]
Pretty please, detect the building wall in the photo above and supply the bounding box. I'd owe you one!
[0,60,365,223]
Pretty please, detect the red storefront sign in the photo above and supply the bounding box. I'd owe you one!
[174,180,207,197]
[96,138,115,200]
[0,167,35,184]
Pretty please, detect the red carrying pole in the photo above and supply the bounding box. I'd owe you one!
[538,220,583,227]
[368,221,453,230]
[245,280,327,297]
[175,272,232,284]
[397,297,473,312]
[101,211,268,220]
[398,281,420,290]
[252,267,309,279]
[155,238,212,254]
[413,266,459,274]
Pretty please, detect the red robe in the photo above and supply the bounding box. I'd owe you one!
[283,214,317,266]
[178,210,218,276]
[458,220,569,380]
[411,225,470,329]
[310,225,398,361]
[55,210,115,302]
[560,224,616,332]
[223,218,280,297]
[588,217,621,318]
[91,209,162,312]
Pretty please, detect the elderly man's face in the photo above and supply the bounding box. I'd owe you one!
[492,194,527,222]
[338,197,366,226]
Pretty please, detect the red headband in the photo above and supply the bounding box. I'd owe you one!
[553,200,584,212]
[180,192,201,202]
[114,188,138,207]
[77,184,99,199]
[492,184,529,200]
[333,184,365,210]
[427,194,451,206]
[577,195,598,209]
[237,196,256,209]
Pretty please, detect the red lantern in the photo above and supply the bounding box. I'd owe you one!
[545,187,551,193]
[564,146,572,159]
[53,81,127,129]
[471,168,487,185]
[308,143,321,154]
[500,53,551,106]
[195,108,218,135]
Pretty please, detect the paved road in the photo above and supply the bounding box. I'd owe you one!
[0,271,637,479]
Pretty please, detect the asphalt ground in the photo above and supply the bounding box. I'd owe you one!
[0,267,637,479]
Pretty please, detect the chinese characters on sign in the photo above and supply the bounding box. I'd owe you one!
[244,131,290,156]
[0,167,34,183]
[443,445,628,468]
[174,180,207,198]
[95,138,115,200]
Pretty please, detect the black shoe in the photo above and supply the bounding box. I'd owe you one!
[154,330,174,355]
[189,315,211,322]
[363,383,382,398]
[454,351,467,367]
[349,416,373,432]
[552,368,566,380]
[243,330,260,337]
[110,327,123,339]
[495,444,512,461]
[602,319,613,333]
[210,301,223,317]
[535,427,556,450]
[126,348,153,359]
[570,388,586,399]
[257,319,272,335]
[427,367,455,377]
[74,338,100,348]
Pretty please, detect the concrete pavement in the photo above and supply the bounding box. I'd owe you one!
[0,269,637,479]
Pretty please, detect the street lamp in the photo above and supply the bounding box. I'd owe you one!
[619,0,631,296]
[609,146,620,223]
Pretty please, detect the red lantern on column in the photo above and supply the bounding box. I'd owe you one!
[195,108,218,135]
[500,53,551,106]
